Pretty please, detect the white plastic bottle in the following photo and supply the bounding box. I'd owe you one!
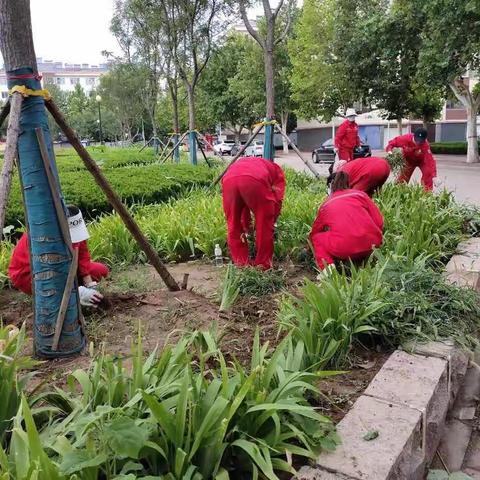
[214,244,223,267]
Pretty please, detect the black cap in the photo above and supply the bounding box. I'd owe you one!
[414,128,428,143]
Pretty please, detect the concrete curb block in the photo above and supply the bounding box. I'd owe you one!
[298,238,480,480]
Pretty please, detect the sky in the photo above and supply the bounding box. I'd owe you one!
[1,0,269,67]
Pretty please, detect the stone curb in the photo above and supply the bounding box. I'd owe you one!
[298,238,480,480]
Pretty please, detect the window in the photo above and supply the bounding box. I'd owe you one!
[70,77,80,85]
[1,92,8,99]
[55,77,65,85]
[446,99,464,109]
[86,77,96,85]
[44,77,54,85]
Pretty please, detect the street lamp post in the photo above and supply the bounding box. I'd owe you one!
[95,94,104,145]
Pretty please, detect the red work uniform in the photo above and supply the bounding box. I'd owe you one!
[334,120,361,163]
[310,189,383,270]
[8,233,109,295]
[339,157,391,196]
[222,157,286,270]
[386,133,437,191]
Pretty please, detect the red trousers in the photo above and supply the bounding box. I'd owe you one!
[11,261,109,295]
[222,176,277,270]
[338,148,354,162]
[397,159,435,191]
[311,231,374,270]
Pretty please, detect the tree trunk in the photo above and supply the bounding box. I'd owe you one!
[186,84,197,165]
[0,0,84,357]
[450,81,479,164]
[234,127,241,144]
[396,118,403,135]
[167,76,180,162]
[280,111,289,153]
[466,107,479,164]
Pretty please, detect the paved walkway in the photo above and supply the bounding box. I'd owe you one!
[274,150,480,206]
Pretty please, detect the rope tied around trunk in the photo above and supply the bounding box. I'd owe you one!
[9,85,51,101]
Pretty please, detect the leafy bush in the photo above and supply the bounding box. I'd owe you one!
[5,164,219,226]
[430,141,480,155]
[0,241,13,289]
[1,332,338,479]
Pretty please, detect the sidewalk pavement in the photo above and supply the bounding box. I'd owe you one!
[274,150,480,206]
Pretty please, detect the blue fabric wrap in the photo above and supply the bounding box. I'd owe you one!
[189,131,198,165]
[263,122,274,161]
[8,67,85,357]
[173,134,180,163]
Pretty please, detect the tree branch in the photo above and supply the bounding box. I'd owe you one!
[450,79,471,109]
[274,4,294,46]
[238,0,265,48]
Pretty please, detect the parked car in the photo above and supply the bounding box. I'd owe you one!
[230,142,246,157]
[244,141,264,157]
[213,141,235,155]
[312,138,371,164]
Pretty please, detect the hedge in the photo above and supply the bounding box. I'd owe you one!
[430,141,480,155]
[5,163,219,227]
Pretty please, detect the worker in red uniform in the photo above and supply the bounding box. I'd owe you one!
[334,108,361,166]
[337,157,391,196]
[310,171,384,271]
[386,127,437,191]
[9,206,107,306]
[222,156,286,270]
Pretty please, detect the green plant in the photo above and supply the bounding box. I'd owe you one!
[384,148,405,174]
[279,264,386,369]
[219,264,240,311]
[0,241,13,289]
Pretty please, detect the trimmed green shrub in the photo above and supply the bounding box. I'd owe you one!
[430,141,480,155]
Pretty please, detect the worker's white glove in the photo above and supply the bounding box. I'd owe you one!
[433,178,442,189]
[332,159,346,173]
[79,286,103,308]
[85,280,98,288]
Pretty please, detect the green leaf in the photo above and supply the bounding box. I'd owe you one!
[104,417,148,459]
[59,450,107,475]
[363,430,379,441]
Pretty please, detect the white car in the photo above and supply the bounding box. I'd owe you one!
[244,141,264,157]
[213,141,235,155]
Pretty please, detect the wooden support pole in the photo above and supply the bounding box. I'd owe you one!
[46,99,180,292]
[0,93,22,236]
[196,136,213,168]
[52,249,79,351]
[159,131,188,164]
[274,124,321,179]
[211,124,264,188]
[0,99,11,127]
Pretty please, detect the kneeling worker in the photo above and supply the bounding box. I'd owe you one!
[222,156,286,270]
[9,205,108,307]
[333,157,391,196]
[310,172,384,271]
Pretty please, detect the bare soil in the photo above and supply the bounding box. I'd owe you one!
[0,260,388,423]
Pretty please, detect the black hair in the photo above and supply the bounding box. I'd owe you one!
[331,171,350,192]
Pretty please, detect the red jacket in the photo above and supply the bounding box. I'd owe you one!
[386,133,436,170]
[335,120,361,150]
[339,157,391,193]
[223,156,286,216]
[310,189,383,255]
[9,233,94,281]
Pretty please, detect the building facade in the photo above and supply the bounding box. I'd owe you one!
[0,57,111,100]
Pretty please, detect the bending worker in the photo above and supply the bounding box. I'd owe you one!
[330,157,391,196]
[334,108,361,166]
[9,205,108,307]
[386,127,437,191]
[310,172,384,272]
[222,156,286,270]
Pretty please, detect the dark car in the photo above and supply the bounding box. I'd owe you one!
[312,138,372,164]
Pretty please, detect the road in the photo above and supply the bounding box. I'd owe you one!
[274,150,480,206]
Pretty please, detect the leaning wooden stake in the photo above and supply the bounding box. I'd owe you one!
[211,124,264,188]
[159,131,188,164]
[274,124,321,179]
[46,99,180,292]
[0,93,23,237]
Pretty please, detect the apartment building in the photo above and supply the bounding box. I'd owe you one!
[0,57,111,100]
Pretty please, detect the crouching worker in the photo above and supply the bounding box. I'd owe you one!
[222,156,286,270]
[8,205,108,307]
[310,172,384,272]
[329,157,391,196]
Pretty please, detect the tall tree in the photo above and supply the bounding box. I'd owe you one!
[418,0,480,163]
[408,86,444,129]
[0,0,84,357]
[197,33,258,142]
[290,0,356,122]
[239,0,296,159]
